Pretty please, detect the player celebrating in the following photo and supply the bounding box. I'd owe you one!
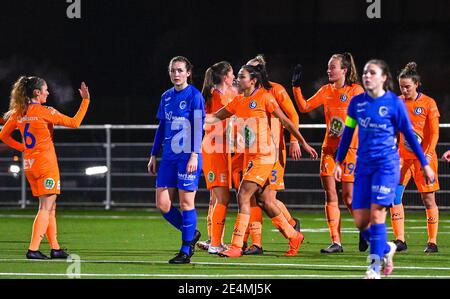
[390,62,440,253]
[198,61,237,254]
[148,56,204,264]
[0,76,90,260]
[292,53,366,253]
[206,64,317,258]
[334,59,435,279]
[242,55,302,255]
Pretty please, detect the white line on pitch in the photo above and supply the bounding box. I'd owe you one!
[0,272,449,278]
[1,259,449,271]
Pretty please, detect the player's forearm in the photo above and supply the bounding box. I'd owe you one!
[60,98,90,128]
[403,127,428,167]
[424,118,439,157]
[336,126,354,163]
[150,120,165,156]
[0,135,25,152]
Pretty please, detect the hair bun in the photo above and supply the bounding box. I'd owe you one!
[405,62,417,72]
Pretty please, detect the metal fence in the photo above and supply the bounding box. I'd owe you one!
[1,124,449,210]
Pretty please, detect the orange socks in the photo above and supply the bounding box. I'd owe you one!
[230,213,250,248]
[210,203,227,247]
[276,199,296,227]
[426,208,439,244]
[271,213,297,239]
[325,202,341,244]
[29,209,51,251]
[207,203,213,240]
[46,208,60,250]
[390,204,405,241]
[249,206,263,247]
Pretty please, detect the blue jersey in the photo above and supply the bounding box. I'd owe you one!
[155,84,205,161]
[347,90,420,167]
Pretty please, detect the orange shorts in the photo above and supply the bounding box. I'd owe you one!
[24,158,61,196]
[269,149,286,190]
[320,146,356,183]
[242,158,274,187]
[400,157,439,193]
[202,151,230,189]
[231,153,244,189]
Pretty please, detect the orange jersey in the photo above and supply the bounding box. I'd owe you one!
[267,82,300,150]
[293,83,364,148]
[224,88,279,164]
[0,99,90,163]
[398,93,440,160]
[203,88,237,154]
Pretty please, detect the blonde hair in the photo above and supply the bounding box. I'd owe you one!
[3,76,46,120]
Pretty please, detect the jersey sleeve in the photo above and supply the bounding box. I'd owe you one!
[0,116,25,152]
[346,96,357,120]
[42,99,90,128]
[275,87,300,142]
[264,94,279,114]
[424,101,440,157]
[224,96,238,115]
[156,97,165,120]
[396,99,428,166]
[292,86,325,112]
[190,91,205,154]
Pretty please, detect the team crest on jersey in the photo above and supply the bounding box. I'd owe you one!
[249,101,257,109]
[207,171,215,182]
[340,94,348,102]
[179,101,187,110]
[379,106,388,117]
[44,178,55,190]
[414,107,424,115]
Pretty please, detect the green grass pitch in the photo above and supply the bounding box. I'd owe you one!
[0,209,449,279]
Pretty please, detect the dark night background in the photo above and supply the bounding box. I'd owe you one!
[0,0,449,126]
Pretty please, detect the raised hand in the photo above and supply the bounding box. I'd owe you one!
[79,82,90,100]
[292,64,303,87]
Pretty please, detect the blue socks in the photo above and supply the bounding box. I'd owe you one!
[180,209,197,255]
[369,223,390,273]
[394,185,405,205]
[162,206,183,231]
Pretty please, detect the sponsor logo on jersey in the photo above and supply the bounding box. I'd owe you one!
[357,101,368,107]
[207,171,215,182]
[379,106,388,117]
[44,178,55,190]
[358,117,371,128]
[329,117,345,137]
[244,126,256,147]
[165,111,173,120]
[249,101,257,109]
[179,101,187,110]
[414,107,423,115]
[340,94,348,102]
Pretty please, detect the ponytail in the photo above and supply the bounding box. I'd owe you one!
[332,52,359,85]
[3,76,46,120]
[201,67,214,106]
[201,61,233,106]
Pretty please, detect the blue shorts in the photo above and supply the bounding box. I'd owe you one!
[352,163,400,210]
[156,156,202,191]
